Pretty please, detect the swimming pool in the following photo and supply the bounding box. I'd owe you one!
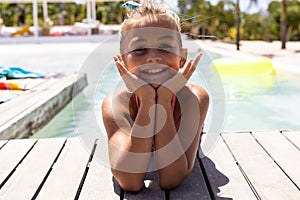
[31,39,300,138]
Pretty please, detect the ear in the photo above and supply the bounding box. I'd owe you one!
[179,48,188,68]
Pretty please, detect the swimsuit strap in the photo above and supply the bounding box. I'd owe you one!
[171,95,176,111]
[135,95,176,112]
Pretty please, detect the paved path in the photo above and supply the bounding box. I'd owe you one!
[196,40,300,74]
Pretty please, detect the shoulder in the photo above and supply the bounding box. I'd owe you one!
[187,82,209,98]
[186,82,209,106]
[102,91,132,117]
[101,93,115,132]
[102,91,132,124]
[102,91,133,137]
[102,92,113,116]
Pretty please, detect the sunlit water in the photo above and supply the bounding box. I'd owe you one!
[23,39,300,138]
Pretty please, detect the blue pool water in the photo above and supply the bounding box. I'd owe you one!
[32,40,300,138]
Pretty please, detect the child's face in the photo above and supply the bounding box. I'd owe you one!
[121,21,186,86]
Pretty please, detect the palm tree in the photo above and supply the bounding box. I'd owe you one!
[236,0,241,50]
[235,0,257,50]
[280,0,287,49]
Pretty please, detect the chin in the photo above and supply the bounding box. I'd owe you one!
[150,83,161,89]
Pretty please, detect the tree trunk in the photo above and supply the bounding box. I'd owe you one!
[236,0,240,51]
[280,0,287,49]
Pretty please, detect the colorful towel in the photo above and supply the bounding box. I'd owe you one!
[0,79,30,90]
[0,66,43,79]
[0,66,43,103]
[0,91,20,104]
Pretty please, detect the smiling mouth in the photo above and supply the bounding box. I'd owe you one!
[140,68,168,74]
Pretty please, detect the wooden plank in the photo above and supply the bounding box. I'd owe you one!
[201,136,257,199]
[35,137,91,200]
[222,133,300,199]
[0,140,7,149]
[0,139,36,185]
[124,171,165,200]
[169,159,211,200]
[0,73,87,139]
[253,131,300,188]
[0,138,66,200]
[282,131,300,150]
[79,140,121,200]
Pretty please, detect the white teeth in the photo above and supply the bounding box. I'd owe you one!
[143,68,163,74]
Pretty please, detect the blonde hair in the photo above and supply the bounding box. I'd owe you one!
[120,1,182,53]
[120,1,181,32]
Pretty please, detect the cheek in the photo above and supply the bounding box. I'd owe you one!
[123,55,140,72]
[167,56,182,70]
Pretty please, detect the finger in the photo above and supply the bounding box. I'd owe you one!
[181,59,192,77]
[117,55,123,63]
[191,53,202,69]
[114,55,122,65]
[187,62,196,78]
[115,60,127,76]
[183,58,198,80]
[114,55,128,74]
[185,53,202,78]
[118,55,126,65]
[114,55,120,62]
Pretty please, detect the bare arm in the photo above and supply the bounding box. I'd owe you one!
[153,53,209,189]
[154,85,209,189]
[102,92,155,192]
[102,56,157,192]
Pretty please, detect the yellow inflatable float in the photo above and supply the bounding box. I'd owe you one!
[211,56,275,75]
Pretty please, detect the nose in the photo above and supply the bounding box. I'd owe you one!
[146,49,162,63]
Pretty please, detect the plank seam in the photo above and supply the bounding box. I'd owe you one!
[0,140,8,150]
[120,188,125,200]
[31,138,67,200]
[75,139,98,200]
[165,189,170,200]
[0,140,38,190]
[280,130,300,151]
[197,154,215,200]
[250,132,300,191]
[220,134,261,200]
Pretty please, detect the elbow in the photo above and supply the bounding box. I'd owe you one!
[158,169,190,190]
[117,178,144,192]
[159,176,186,190]
[110,158,148,192]
[159,180,181,190]
[112,169,145,192]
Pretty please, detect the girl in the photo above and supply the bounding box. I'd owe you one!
[102,1,209,192]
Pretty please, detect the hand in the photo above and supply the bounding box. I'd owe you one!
[114,55,156,101]
[158,53,202,98]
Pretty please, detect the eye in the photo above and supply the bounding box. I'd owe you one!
[133,47,147,52]
[158,44,177,54]
[131,47,148,55]
[159,44,173,49]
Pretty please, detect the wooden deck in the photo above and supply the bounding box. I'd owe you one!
[0,130,299,199]
[0,73,87,140]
